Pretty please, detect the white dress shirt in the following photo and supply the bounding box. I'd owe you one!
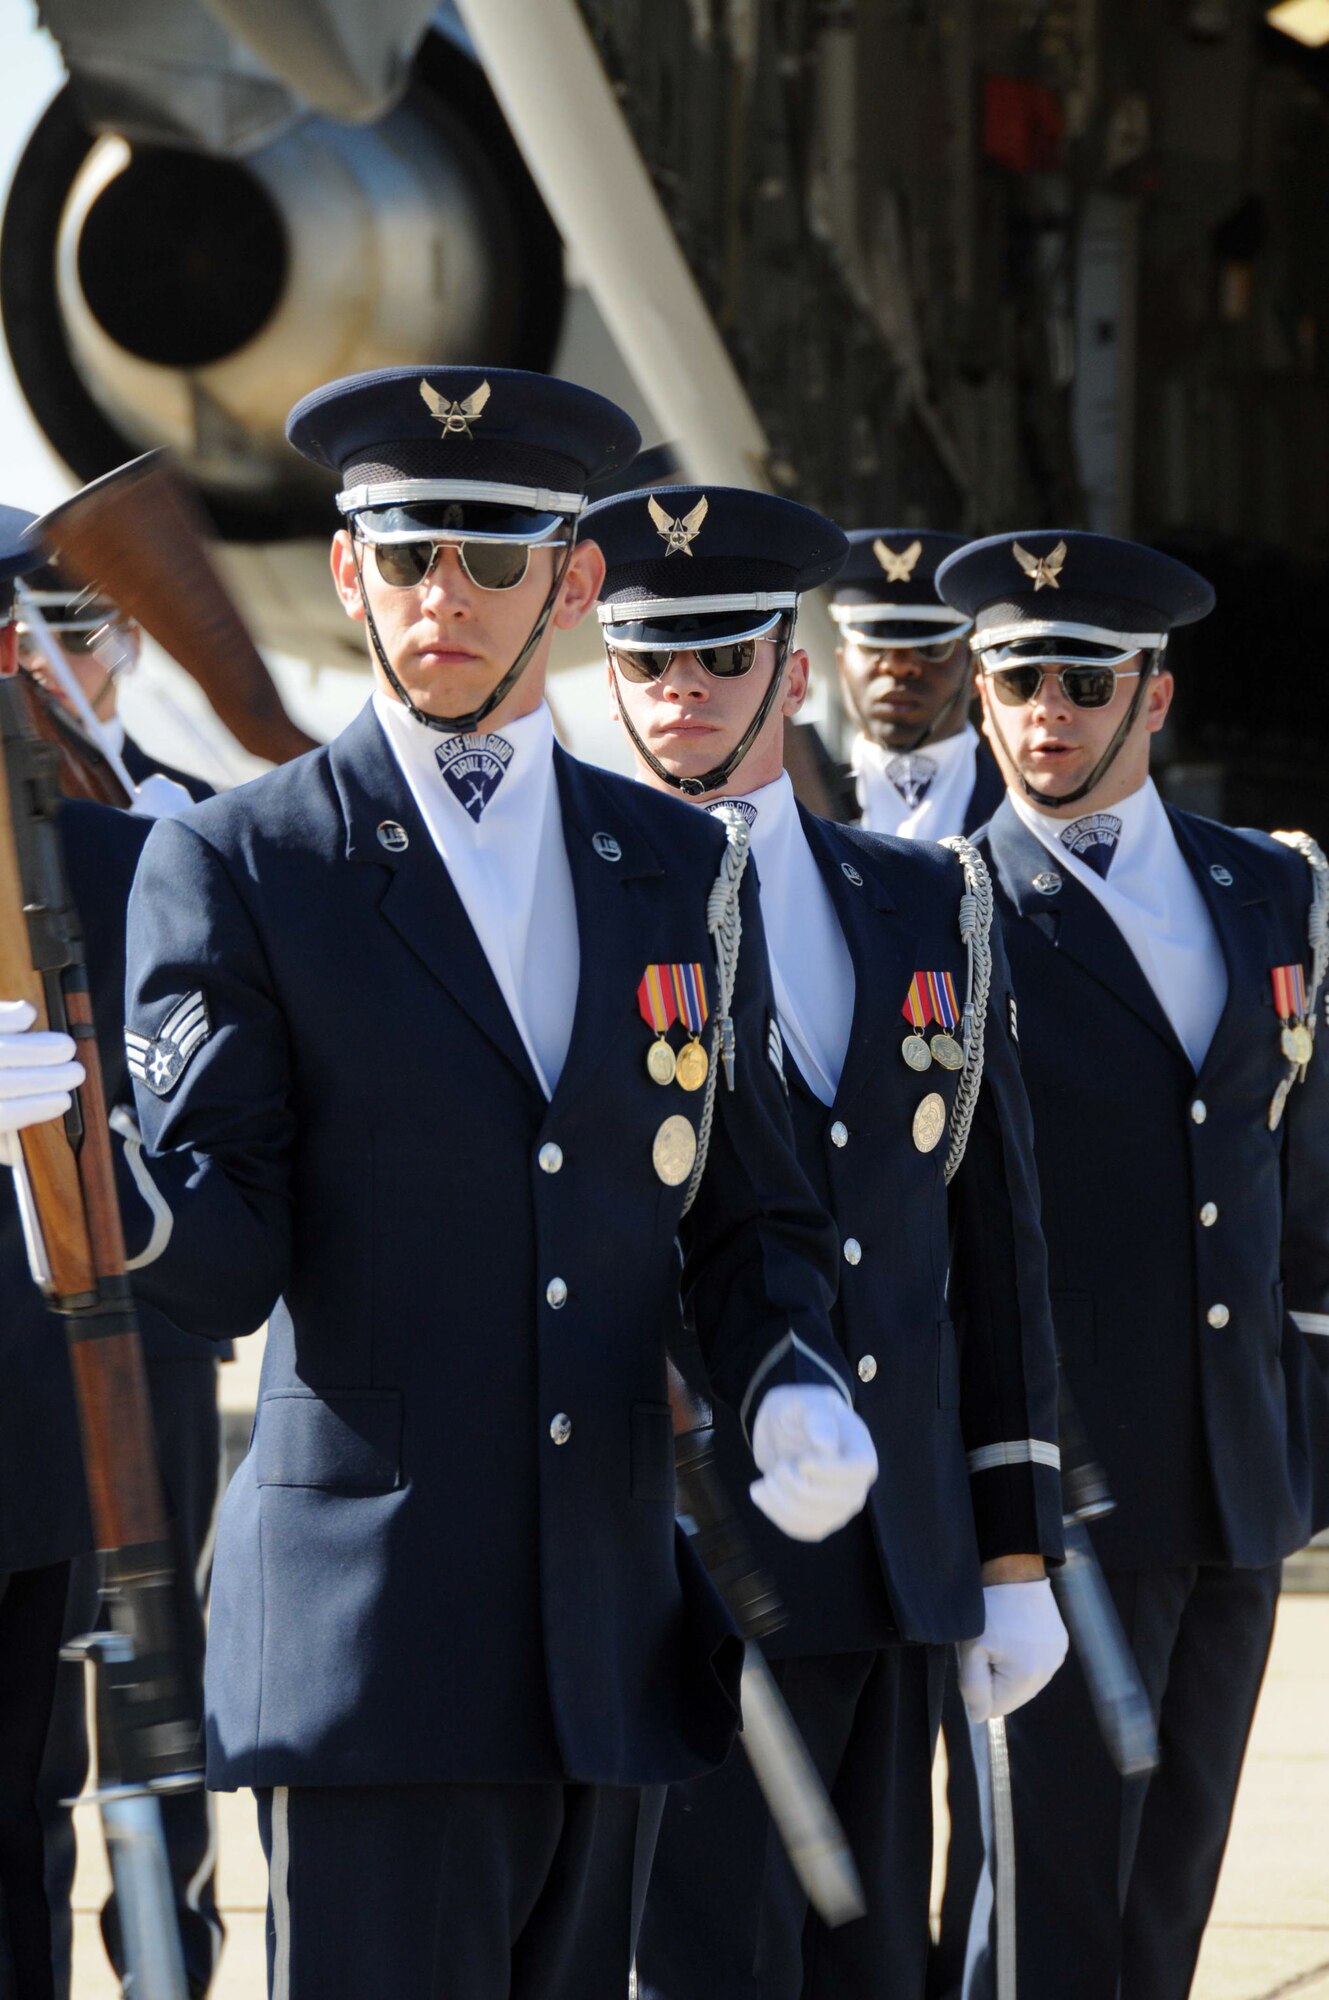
[710,773,855,1106]
[853,723,979,841]
[373,692,579,1098]
[1010,778,1228,1071]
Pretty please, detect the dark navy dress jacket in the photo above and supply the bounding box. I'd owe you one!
[979,797,1329,1572]
[682,812,1063,1657]
[121,704,846,1793]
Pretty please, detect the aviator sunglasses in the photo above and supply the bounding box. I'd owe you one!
[856,636,959,666]
[608,638,768,683]
[983,661,1144,710]
[360,535,566,594]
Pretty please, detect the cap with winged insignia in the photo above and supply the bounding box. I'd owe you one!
[828,527,972,647]
[1011,539,1067,591]
[934,530,1214,660]
[287,365,640,542]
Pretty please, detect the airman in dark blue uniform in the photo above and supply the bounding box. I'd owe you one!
[935,529,1329,2000]
[817,529,1004,837]
[582,483,1067,1999]
[0,372,882,2000]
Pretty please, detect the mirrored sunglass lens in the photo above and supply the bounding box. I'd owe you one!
[374,542,434,588]
[696,641,757,678]
[612,648,671,683]
[991,666,1044,705]
[915,639,958,664]
[459,542,531,591]
[1063,666,1117,708]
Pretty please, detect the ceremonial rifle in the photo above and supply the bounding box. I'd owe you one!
[666,1358,865,1929]
[0,675,196,2000]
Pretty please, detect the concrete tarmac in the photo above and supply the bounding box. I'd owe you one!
[68,1328,1329,1996]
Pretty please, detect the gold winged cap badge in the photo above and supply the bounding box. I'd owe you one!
[419,377,491,439]
[648,492,709,556]
[1012,539,1067,591]
[873,537,922,584]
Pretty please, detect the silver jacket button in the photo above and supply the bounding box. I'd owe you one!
[546,1277,568,1309]
[1199,1202,1218,1227]
[857,1355,877,1383]
[1191,1100,1207,1124]
[1207,1304,1230,1329]
[538,1143,564,1174]
[830,1121,849,1148]
[843,1237,862,1266]
[549,1413,572,1445]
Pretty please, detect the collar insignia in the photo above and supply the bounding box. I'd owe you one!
[873,537,922,583]
[885,753,937,808]
[648,492,709,556]
[126,991,212,1097]
[419,377,491,439]
[705,796,757,827]
[1012,539,1067,590]
[436,732,514,821]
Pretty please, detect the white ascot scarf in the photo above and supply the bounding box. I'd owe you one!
[708,773,855,1106]
[852,722,980,841]
[1011,777,1228,1071]
[373,691,579,1098]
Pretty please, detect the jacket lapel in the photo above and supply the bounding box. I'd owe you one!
[329,703,541,1088]
[1168,809,1271,1082]
[548,749,667,1113]
[798,810,919,1114]
[986,797,1191,1066]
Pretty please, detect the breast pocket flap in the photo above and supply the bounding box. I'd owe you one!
[255,1389,403,1493]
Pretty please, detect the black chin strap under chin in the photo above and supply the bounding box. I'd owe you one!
[612,631,794,799]
[989,650,1160,810]
[352,536,576,736]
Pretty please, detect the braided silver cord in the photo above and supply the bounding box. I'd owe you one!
[681,806,752,1217]
[938,835,994,1185]
[1273,830,1329,1061]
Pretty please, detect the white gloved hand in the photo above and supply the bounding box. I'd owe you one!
[129,773,196,821]
[0,1000,85,1140]
[749,1383,879,1543]
[957,1578,1069,1722]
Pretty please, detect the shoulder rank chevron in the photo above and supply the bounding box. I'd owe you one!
[126,991,212,1097]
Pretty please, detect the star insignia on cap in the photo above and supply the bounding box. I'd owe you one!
[648,493,709,556]
[873,537,922,583]
[419,377,491,439]
[1012,540,1067,591]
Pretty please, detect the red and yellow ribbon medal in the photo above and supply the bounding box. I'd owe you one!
[1272,962,1313,1068]
[637,965,679,1085]
[672,963,710,1092]
[901,970,964,1072]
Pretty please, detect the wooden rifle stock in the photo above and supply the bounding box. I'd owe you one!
[0,680,197,1790]
[38,451,320,768]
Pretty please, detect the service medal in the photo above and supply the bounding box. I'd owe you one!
[672,961,710,1094]
[653,1113,698,1186]
[912,1092,946,1154]
[901,968,961,1078]
[638,965,679,1085]
[1271,963,1313,1077]
[1290,1022,1314,1068]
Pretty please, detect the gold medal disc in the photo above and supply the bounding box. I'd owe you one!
[901,1034,932,1073]
[646,1037,677,1086]
[1291,1022,1314,1067]
[653,1113,698,1186]
[912,1092,946,1154]
[930,1034,965,1072]
[676,1039,709,1092]
[1281,1024,1301,1065]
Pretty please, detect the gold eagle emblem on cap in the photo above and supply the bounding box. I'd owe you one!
[419,378,491,439]
[1012,539,1067,590]
[648,493,709,556]
[873,537,922,583]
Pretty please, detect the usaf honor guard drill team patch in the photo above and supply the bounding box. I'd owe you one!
[126,992,211,1097]
[436,733,514,822]
[1060,811,1122,879]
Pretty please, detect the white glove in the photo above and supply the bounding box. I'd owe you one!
[749,1383,879,1543]
[957,1578,1069,1722]
[0,1000,85,1140]
[129,772,196,820]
